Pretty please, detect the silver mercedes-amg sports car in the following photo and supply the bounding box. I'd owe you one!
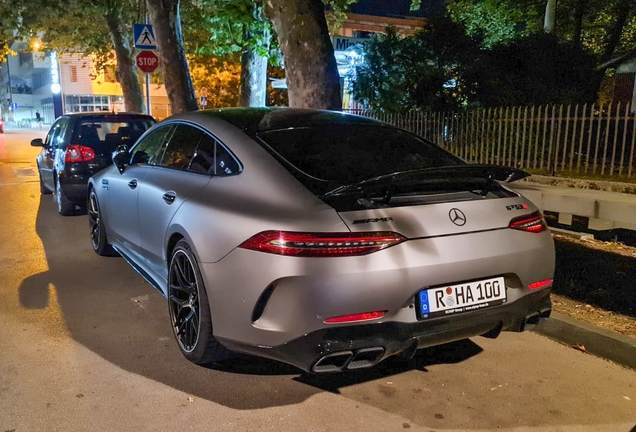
[88,108,555,373]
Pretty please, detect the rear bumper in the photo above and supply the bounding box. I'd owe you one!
[217,288,551,373]
[60,181,89,202]
[60,164,108,203]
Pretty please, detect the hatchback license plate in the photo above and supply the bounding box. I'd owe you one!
[417,276,506,319]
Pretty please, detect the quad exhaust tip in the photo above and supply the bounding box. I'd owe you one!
[312,351,354,373]
[522,307,552,331]
[312,347,385,373]
[347,347,385,370]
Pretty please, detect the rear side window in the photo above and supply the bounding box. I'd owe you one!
[159,124,203,170]
[257,125,463,184]
[188,133,240,176]
[131,125,173,166]
[72,118,155,153]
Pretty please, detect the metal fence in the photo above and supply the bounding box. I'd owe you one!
[348,103,636,179]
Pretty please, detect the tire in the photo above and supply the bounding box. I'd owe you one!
[39,170,51,195]
[55,175,75,216]
[88,189,117,256]
[168,240,230,365]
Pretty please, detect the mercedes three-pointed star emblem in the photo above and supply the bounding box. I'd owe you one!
[449,208,467,226]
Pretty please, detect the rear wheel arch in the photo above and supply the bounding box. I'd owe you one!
[166,232,185,269]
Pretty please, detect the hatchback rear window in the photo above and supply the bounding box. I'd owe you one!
[72,119,155,153]
[256,125,463,185]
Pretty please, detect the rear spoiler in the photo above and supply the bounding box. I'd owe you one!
[324,165,530,197]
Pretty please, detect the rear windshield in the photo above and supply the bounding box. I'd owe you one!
[72,119,155,152]
[256,125,463,185]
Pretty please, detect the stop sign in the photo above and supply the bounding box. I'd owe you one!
[136,50,159,73]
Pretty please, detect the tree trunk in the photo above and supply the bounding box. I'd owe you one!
[592,0,634,96]
[146,0,198,114]
[572,0,587,48]
[599,0,633,65]
[104,9,145,113]
[264,0,342,110]
[544,0,557,34]
[239,46,269,107]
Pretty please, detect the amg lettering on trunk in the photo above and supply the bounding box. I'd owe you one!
[352,217,393,225]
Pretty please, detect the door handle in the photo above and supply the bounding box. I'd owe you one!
[128,179,138,189]
[162,192,176,204]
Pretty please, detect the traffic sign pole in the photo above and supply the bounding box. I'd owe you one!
[146,71,151,116]
[145,16,151,116]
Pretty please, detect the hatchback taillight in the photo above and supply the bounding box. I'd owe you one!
[65,144,95,163]
[239,231,406,257]
[509,211,547,233]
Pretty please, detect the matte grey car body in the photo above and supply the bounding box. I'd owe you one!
[88,108,555,373]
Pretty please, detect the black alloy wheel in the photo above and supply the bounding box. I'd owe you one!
[168,240,229,364]
[88,190,117,256]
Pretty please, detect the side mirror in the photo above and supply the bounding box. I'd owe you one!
[112,145,130,174]
[30,138,44,147]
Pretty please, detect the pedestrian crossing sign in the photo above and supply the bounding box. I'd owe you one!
[134,24,157,50]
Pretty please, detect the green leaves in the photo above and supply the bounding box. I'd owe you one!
[351,17,482,112]
[182,0,272,58]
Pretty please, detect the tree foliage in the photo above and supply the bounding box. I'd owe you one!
[188,55,241,108]
[447,0,542,47]
[351,15,598,111]
[183,0,272,58]
[471,33,598,106]
[352,17,482,112]
[447,0,636,59]
[182,0,273,107]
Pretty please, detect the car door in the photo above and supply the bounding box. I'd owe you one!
[39,118,69,190]
[137,123,213,282]
[106,124,174,261]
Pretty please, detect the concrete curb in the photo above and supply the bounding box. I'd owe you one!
[533,312,636,370]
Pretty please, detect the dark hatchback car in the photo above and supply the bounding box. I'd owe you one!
[32,112,155,215]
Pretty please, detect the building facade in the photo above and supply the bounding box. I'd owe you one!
[1,40,170,125]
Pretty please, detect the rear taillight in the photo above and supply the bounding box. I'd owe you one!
[65,144,95,163]
[509,211,547,233]
[238,231,406,257]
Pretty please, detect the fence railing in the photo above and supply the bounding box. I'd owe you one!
[347,103,636,179]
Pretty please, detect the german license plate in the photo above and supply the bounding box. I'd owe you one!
[417,276,506,319]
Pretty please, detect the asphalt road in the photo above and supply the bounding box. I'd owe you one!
[1,128,635,432]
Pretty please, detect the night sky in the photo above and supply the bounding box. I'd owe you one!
[350,0,445,18]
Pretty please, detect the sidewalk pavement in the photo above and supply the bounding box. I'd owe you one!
[533,312,636,370]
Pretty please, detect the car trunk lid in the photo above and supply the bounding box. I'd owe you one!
[325,165,533,238]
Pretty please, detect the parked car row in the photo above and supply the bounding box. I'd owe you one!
[32,108,555,373]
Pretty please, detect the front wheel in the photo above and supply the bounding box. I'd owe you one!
[168,240,230,365]
[88,190,117,256]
